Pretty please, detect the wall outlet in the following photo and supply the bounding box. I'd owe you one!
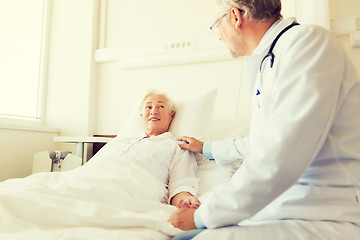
[164,39,196,52]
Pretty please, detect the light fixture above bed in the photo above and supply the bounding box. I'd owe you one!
[93,37,243,69]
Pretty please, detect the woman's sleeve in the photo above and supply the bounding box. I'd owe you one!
[168,147,199,203]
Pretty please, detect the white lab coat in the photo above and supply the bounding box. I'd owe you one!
[198,18,360,228]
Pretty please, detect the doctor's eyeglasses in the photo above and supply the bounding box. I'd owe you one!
[210,12,228,34]
[210,9,243,34]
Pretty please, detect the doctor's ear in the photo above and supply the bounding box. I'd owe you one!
[231,7,244,28]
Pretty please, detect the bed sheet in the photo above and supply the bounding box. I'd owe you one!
[0,143,184,240]
[0,158,240,239]
[0,118,247,239]
[191,219,360,240]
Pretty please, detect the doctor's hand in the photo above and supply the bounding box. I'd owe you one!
[177,136,203,154]
[169,207,197,230]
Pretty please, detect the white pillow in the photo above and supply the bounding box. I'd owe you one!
[116,88,218,141]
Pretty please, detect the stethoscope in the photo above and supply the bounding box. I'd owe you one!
[256,22,300,106]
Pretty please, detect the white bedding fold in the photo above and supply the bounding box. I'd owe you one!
[0,134,191,239]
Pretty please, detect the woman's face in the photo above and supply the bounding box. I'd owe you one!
[141,94,174,137]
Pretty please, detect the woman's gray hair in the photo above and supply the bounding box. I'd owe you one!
[138,90,176,116]
[217,0,282,22]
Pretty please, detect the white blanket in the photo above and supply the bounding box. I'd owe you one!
[0,130,240,240]
[0,141,185,239]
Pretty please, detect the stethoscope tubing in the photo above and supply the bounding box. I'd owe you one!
[256,22,300,108]
[259,22,300,72]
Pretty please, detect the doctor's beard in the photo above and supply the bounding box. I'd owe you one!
[228,37,252,57]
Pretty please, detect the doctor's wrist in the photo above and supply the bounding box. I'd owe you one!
[203,142,214,160]
[194,209,207,229]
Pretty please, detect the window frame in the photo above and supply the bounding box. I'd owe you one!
[0,0,53,130]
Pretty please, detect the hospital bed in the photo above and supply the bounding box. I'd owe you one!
[2,87,357,239]
[0,89,248,240]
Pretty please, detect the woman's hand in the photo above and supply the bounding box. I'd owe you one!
[177,136,204,154]
[176,195,201,209]
[171,192,201,209]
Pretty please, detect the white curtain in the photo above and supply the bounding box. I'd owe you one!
[294,0,330,30]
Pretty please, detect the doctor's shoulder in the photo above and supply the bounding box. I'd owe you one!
[297,24,346,60]
[275,23,343,65]
[294,24,339,48]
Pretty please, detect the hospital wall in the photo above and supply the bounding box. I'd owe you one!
[94,0,249,135]
[1,0,359,182]
[95,0,360,134]
[329,0,360,71]
[0,129,59,181]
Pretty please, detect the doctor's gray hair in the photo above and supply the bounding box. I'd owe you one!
[138,90,176,116]
[217,0,282,22]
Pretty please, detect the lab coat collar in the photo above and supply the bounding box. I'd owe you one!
[253,17,297,56]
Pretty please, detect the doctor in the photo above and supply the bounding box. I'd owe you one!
[169,0,360,239]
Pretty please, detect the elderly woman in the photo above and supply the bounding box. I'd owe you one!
[138,91,200,208]
[0,90,200,238]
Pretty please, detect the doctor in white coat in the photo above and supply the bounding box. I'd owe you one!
[169,0,360,239]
